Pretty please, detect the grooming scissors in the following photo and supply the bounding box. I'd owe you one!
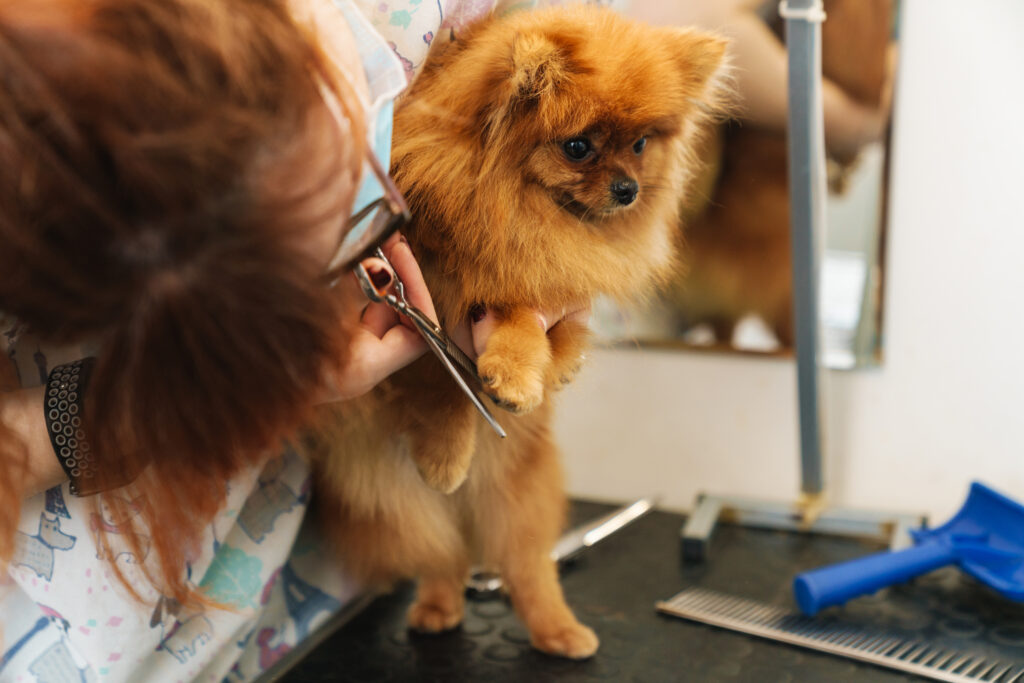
[355,249,506,438]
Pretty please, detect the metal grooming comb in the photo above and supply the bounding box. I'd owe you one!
[657,587,1024,683]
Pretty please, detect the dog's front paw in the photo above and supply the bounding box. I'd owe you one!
[478,351,544,414]
[554,352,587,388]
[409,405,477,493]
[530,621,599,659]
[546,316,591,390]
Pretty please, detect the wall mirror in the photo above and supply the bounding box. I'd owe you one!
[594,0,898,369]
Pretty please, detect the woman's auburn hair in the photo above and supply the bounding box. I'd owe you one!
[0,0,366,605]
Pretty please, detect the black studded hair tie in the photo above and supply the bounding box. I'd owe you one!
[44,358,98,496]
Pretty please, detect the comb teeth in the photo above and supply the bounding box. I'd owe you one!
[657,588,1023,683]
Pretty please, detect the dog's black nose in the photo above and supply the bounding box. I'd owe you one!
[610,178,638,205]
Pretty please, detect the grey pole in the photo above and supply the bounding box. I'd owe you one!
[681,0,924,563]
[783,0,827,495]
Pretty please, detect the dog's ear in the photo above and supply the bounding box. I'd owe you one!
[663,29,732,114]
[477,31,579,138]
[506,33,574,103]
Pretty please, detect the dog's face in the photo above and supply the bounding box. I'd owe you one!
[526,116,676,223]
[393,7,729,308]
[466,8,728,228]
[536,127,649,219]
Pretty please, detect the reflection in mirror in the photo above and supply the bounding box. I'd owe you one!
[595,0,898,369]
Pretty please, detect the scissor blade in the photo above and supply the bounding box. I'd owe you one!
[436,331,481,380]
[550,497,658,563]
[421,332,507,439]
[400,305,481,380]
[361,249,504,438]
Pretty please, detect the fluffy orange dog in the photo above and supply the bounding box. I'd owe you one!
[311,6,727,659]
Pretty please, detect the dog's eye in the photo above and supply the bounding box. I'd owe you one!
[563,138,592,161]
[633,136,647,155]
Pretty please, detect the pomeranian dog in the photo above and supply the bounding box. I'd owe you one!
[310,6,727,659]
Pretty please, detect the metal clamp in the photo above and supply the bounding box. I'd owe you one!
[778,0,826,23]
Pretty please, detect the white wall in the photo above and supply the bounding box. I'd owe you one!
[553,0,1024,524]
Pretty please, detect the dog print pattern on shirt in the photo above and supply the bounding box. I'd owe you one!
[13,513,77,581]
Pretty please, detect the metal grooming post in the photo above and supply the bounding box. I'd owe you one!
[785,0,827,502]
[680,0,924,561]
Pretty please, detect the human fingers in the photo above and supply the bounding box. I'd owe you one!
[468,304,592,358]
[536,304,592,332]
[469,305,497,358]
[321,324,426,403]
[562,305,592,327]
[352,256,399,337]
[385,237,438,329]
[352,323,426,387]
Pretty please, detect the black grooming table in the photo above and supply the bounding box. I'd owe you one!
[274,500,1024,682]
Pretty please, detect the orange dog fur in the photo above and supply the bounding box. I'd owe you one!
[310,6,728,659]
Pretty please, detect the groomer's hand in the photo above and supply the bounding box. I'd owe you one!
[322,233,432,402]
[323,231,591,402]
[452,304,592,359]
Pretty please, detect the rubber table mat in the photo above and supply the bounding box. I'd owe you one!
[277,500,1024,682]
